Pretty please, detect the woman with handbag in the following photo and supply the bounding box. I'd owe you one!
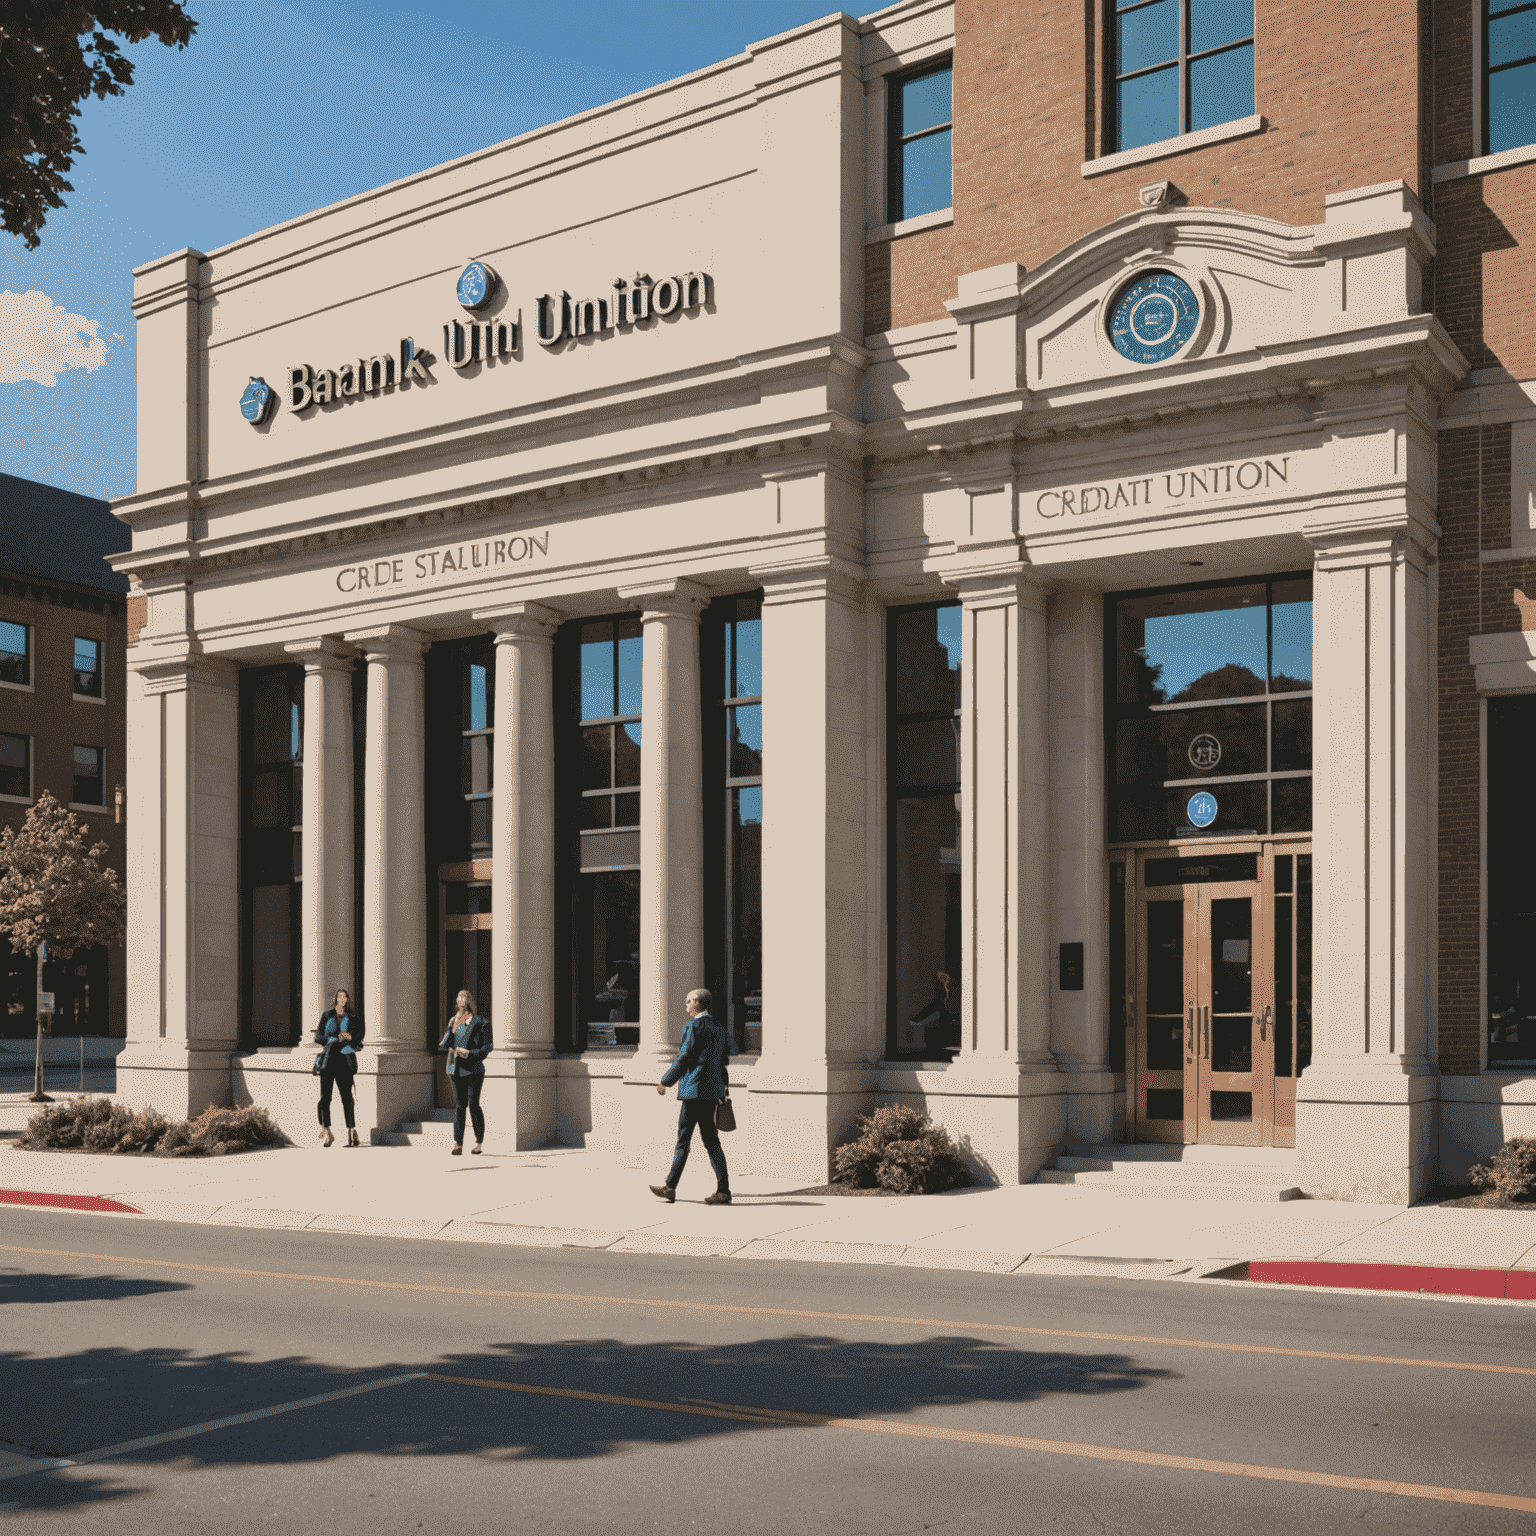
[314,988,365,1148]
[439,989,493,1155]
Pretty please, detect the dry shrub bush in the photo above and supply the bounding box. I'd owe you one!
[21,1097,286,1157]
[1468,1137,1536,1201]
[832,1104,973,1194]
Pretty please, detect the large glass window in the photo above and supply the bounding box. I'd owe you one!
[567,618,644,1049]
[1109,576,1311,840]
[426,640,495,863]
[1488,695,1536,1068]
[73,637,102,698]
[888,603,962,1061]
[888,62,952,221]
[241,666,303,1048]
[704,596,763,1053]
[1488,0,1536,155]
[1110,0,1254,153]
[0,731,29,798]
[0,621,29,686]
[72,744,103,806]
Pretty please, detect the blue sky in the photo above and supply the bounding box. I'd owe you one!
[0,1,842,502]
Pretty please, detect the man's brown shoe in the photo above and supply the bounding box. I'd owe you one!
[705,1190,732,1205]
[649,1184,675,1203]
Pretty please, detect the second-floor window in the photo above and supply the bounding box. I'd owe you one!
[0,732,29,798]
[1111,0,1254,153]
[0,621,29,686]
[1488,0,1536,155]
[74,637,102,698]
[73,744,103,806]
[888,62,952,221]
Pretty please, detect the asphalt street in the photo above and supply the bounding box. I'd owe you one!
[1,1207,1533,1534]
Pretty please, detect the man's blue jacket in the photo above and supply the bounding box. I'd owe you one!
[661,1012,735,1100]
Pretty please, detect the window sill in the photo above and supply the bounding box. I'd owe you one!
[1082,114,1266,179]
[0,679,34,694]
[1433,142,1536,183]
[69,802,110,815]
[865,208,953,246]
[0,793,33,806]
[74,693,105,705]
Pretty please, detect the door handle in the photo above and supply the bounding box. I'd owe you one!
[1186,1004,1194,1058]
[1260,1004,1271,1041]
[1203,1005,1210,1059]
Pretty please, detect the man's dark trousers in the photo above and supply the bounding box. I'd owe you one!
[666,1098,729,1190]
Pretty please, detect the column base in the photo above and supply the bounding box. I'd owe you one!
[1060,1067,1118,1149]
[917,1061,1065,1184]
[482,1054,558,1149]
[229,1048,435,1147]
[737,1063,872,1183]
[619,1052,690,1173]
[1295,1066,1438,1205]
[117,1045,233,1121]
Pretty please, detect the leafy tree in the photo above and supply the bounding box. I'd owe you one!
[0,792,126,1099]
[1,1,196,249]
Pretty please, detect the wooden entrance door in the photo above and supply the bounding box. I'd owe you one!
[1131,845,1306,1147]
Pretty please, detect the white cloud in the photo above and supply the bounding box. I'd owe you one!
[0,290,111,386]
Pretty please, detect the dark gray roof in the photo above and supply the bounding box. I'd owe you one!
[0,473,130,594]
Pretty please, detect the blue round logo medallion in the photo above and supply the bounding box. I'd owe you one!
[1186,791,1219,829]
[239,376,274,425]
[1108,271,1199,365]
[456,261,497,312]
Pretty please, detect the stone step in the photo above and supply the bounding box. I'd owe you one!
[1068,1142,1298,1166]
[1056,1155,1298,1184]
[1036,1168,1302,1201]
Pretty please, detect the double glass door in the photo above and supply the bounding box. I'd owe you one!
[1131,844,1311,1148]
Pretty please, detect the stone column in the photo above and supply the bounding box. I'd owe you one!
[748,562,870,1180]
[475,601,561,1147]
[615,577,707,1167]
[117,647,240,1119]
[1047,590,1115,1147]
[284,639,356,1031]
[943,566,1064,1182]
[1297,519,1436,1204]
[344,623,433,1136]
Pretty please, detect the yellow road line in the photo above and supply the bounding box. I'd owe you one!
[426,1372,1536,1515]
[4,1242,1533,1379]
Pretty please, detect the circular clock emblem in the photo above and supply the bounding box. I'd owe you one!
[1186,791,1219,829]
[456,260,498,312]
[1108,271,1199,365]
[238,376,274,425]
[1188,733,1222,771]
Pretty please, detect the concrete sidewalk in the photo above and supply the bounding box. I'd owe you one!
[4,1135,1535,1290]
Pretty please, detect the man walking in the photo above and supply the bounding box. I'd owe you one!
[650,988,734,1205]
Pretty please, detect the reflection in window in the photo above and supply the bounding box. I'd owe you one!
[1488,697,1536,1067]
[888,63,952,221]
[1110,577,1311,839]
[426,640,495,861]
[241,666,303,1047]
[1488,0,1536,156]
[889,603,961,1060]
[1111,0,1255,153]
[73,637,102,697]
[0,620,28,686]
[72,744,103,805]
[0,731,29,797]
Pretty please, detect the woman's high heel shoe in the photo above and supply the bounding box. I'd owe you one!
[346,1129,360,1148]
[320,1126,334,1147]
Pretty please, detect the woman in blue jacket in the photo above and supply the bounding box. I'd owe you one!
[439,989,493,1155]
[314,988,364,1147]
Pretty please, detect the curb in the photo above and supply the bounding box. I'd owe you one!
[1249,1259,1536,1301]
[0,1189,141,1215]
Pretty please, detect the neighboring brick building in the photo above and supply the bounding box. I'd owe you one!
[0,473,130,1038]
[109,0,1536,1199]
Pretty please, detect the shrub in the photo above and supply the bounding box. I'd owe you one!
[1467,1137,1536,1201]
[832,1104,973,1195]
[21,1097,286,1157]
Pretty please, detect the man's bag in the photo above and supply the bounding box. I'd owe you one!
[714,1097,737,1133]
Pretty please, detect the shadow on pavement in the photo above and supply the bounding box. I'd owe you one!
[0,1271,191,1306]
[0,1319,1177,1512]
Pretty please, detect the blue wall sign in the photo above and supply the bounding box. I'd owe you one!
[456,261,498,312]
[1108,271,1199,365]
[1186,791,1219,829]
[239,376,275,424]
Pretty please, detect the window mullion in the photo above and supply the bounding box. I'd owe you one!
[1179,0,1190,137]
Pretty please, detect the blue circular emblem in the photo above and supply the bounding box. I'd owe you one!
[239,376,274,425]
[1186,791,1219,829]
[456,261,497,312]
[1108,271,1199,365]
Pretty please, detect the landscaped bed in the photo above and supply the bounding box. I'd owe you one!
[17,1097,287,1157]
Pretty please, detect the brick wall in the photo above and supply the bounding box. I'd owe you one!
[870,0,1424,335]
[126,591,147,649]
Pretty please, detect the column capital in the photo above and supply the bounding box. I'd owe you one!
[343,623,427,663]
[750,555,864,608]
[474,600,562,642]
[128,645,239,696]
[616,576,709,621]
[1305,514,1436,570]
[283,636,357,672]
[941,561,1049,612]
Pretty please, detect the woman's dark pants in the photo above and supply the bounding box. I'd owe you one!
[666,1098,729,1191]
[452,1073,485,1145]
[317,1058,356,1130]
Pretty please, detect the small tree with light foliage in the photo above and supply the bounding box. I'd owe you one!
[0,793,126,1100]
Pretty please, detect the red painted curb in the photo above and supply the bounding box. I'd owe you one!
[0,1189,141,1215]
[1251,1259,1536,1300]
